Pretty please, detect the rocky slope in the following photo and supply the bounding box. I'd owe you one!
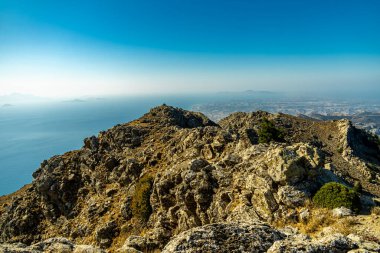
[1,105,380,252]
[300,112,380,136]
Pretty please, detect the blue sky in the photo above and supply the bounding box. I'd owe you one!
[1,0,379,97]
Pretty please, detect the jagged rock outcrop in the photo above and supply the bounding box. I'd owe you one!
[0,105,379,252]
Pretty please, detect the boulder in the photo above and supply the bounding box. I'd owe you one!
[332,207,354,218]
[277,185,307,208]
[251,189,278,220]
[267,233,357,253]
[265,144,321,185]
[162,222,284,253]
[121,236,147,252]
[95,221,119,247]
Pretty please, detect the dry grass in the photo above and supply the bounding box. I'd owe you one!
[332,217,357,235]
[289,208,357,236]
[298,208,335,234]
[371,206,380,215]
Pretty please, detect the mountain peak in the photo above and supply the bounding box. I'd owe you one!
[139,104,217,128]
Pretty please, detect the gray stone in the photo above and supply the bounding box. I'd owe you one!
[162,222,284,253]
[332,207,354,218]
[267,233,357,253]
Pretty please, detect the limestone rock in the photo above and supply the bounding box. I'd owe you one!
[332,207,354,218]
[115,247,142,253]
[95,221,119,247]
[299,208,310,222]
[162,222,284,253]
[0,238,104,253]
[73,245,105,253]
[142,105,217,128]
[121,236,147,252]
[267,233,357,253]
[277,185,307,208]
[251,189,278,220]
[31,237,74,252]
[347,234,380,252]
[265,143,321,185]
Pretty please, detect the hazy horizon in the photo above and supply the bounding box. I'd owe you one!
[2,89,380,105]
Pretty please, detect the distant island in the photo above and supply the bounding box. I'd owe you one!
[63,99,86,103]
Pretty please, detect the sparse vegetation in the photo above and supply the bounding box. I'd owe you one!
[301,208,334,234]
[313,182,361,212]
[131,174,154,222]
[257,118,284,143]
[290,208,357,236]
[371,206,380,215]
[333,217,357,235]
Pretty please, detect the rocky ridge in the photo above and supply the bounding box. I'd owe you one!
[0,105,380,252]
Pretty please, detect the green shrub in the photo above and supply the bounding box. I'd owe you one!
[257,119,284,143]
[313,182,360,212]
[131,174,154,222]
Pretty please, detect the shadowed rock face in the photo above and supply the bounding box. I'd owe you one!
[0,105,379,252]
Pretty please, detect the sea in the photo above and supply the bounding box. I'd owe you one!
[0,95,215,195]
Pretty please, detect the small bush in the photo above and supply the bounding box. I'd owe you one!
[313,182,360,212]
[257,119,284,143]
[131,174,154,222]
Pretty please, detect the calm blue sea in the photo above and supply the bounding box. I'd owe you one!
[0,95,213,195]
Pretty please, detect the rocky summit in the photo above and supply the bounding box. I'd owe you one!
[1,105,380,253]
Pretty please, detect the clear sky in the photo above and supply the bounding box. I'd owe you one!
[1,0,379,98]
